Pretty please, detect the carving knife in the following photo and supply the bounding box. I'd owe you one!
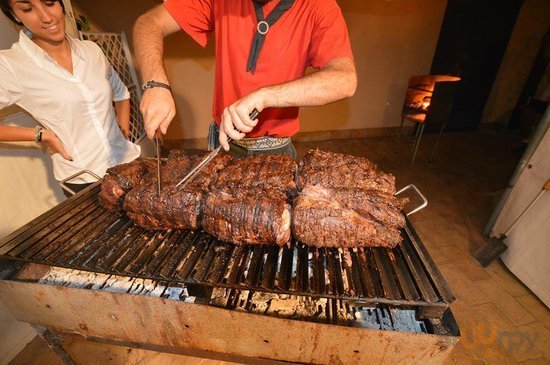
[155,131,162,197]
[175,108,259,190]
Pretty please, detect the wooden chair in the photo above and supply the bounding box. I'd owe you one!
[397,75,461,164]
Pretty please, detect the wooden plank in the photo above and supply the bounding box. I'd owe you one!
[0,277,458,365]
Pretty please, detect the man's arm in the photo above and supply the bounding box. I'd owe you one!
[218,57,357,150]
[133,5,181,139]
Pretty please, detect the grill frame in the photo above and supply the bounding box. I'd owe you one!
[0,182,454,317]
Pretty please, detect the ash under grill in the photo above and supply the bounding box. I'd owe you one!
[0,183,454,317]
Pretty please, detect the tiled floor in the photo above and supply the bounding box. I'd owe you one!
[8,131,550,364]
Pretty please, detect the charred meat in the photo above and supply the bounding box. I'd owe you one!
[297,149,396,194]
[123,153,232,230]
[99,157,157,211]
[202,188,291,245]
[292,185,406,248]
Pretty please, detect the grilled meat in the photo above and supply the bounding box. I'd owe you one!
[214,154,297,197]
[292,185,405,248]
[99,157,157,211]
[297,149,396,194]
[202,188,291,245]
[123,153,232,230]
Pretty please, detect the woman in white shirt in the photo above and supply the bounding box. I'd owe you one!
[0,0,140,196]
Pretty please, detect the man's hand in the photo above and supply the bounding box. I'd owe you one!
[218,90,264,151]
[140,87,176,139]
[42,130,73,161]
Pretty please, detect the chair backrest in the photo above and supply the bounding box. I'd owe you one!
[79,31,146,143]
[424,80,460,126]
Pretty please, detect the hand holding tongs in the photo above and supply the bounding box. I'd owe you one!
[175,108,259,190]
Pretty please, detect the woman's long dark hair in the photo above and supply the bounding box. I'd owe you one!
[1,0,66,26]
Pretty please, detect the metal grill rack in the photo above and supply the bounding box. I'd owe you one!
[0,184,454,318]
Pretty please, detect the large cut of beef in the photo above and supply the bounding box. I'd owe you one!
[297,149,396,194]
[99,157,157,211]
[213,154,297,197]
[100,148,406,248]
[123,152,232,230]
[292,185,407,248]
[292,149,407,248]
[202,154,297,244]
[202,188,291,245]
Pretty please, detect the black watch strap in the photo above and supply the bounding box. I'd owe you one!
[142,80,172,92]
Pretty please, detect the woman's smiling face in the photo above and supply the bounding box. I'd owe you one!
[9,0,65,44]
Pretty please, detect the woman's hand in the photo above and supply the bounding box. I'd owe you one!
[42,130,73,161]
[120,127,131,140]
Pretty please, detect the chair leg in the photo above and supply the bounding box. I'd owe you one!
[411,124,421,152]
[429,123,447,162]
[411,124,425,164]
[397,116,405,149]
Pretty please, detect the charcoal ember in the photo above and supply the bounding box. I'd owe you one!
[214,154,297,197]
[292,186,404,248]
[99,157,156,211]
[202,188,291,245]
[123,153,233,230]
[297,149,396,194]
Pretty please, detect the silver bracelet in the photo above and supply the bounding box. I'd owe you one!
[34,126,44,143]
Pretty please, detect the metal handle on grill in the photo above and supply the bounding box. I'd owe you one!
[59,170,101,196]
[395,184,428,216]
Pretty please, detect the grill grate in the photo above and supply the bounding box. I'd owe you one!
[0,184,454,316]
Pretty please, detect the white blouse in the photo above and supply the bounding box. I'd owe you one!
[0,31,140,183]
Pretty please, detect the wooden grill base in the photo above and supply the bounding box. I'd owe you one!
[0,263,459,364]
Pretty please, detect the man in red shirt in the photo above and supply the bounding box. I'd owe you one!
[134,0,357,158]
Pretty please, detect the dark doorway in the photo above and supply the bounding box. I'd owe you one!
[430,0,524,131]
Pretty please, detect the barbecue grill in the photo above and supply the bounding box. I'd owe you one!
[0,182,460,364]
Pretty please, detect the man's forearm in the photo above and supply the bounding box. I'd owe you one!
[133,6,179,84]
[261,57,357,109]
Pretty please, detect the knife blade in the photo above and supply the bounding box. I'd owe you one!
[175,108,259,189]
[155,131,162,197]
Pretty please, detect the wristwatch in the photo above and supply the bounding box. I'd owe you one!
[141,80,172,92]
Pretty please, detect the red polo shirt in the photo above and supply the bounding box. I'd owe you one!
[164,0,353,137]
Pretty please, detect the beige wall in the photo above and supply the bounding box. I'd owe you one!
[74,0,447,140]
[483,0,550,125]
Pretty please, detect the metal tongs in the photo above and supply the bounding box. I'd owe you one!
[175,109,259,190]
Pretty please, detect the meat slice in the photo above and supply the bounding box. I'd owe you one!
[292,185,405,248]
[123,153,232,230]
[99,157,156,211]
[214,154,297,196]
[297,149,396,194]
[202,188,291,245]
[301,185,408,228]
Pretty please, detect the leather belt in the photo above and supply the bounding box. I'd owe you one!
[231,136,291,150]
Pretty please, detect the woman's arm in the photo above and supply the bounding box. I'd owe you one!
[0,125,73,160]
[114,99,131,139]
